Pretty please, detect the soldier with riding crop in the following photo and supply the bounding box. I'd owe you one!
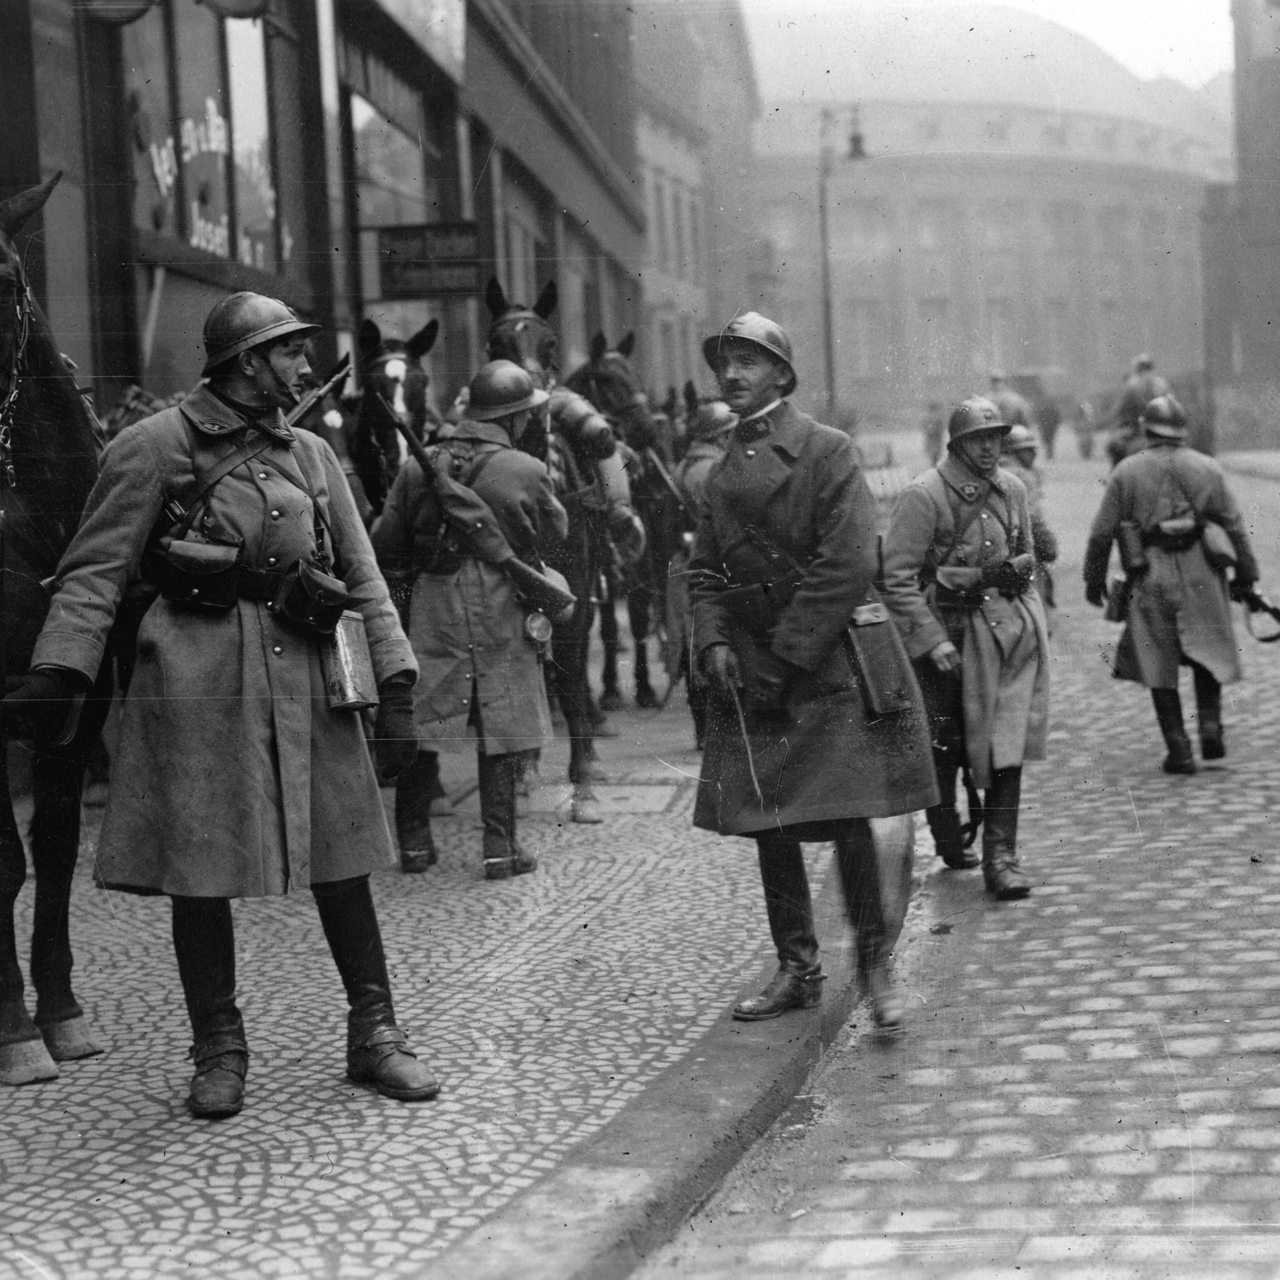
[690,312,937,1030]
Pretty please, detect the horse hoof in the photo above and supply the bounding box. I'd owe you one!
[599,689,624,712]
[634,685,659,710]
[0,1037,60,1085]
[40,1016,104,1062]
[570,797,605,824]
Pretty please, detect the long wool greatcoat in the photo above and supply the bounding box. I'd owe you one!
[372,420,568,756]
[32,386,416,897]
[689,401,938,838]
[1083,439,1257,689]
[881,455,1051,789]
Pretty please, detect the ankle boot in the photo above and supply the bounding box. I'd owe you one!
[862,957,905,1031]
[172,897,248,1118]
[313,877,439,1102]
[1193,667,1224,760]
[982,767,1032,900]
[732,963,824,1021]
[480,752,535,878]
[394,752,440,872]
[1152,688,1196,774]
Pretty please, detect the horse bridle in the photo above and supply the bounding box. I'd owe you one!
[0,258,34,488]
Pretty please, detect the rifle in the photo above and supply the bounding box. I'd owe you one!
[382,403,577,620]
[285,353,351,429]
[1235,584,1280,643]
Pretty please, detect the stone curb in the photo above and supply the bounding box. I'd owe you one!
[431,866,872,1280]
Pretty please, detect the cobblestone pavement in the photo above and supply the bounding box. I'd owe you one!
[638,454,1280,1279]
[0,668,786,1278]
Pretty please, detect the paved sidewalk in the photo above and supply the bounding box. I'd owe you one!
[2,665,903,1279]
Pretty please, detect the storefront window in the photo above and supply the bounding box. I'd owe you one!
[226,18,278,272]
[122,5,176,237]
[174,4,231,258]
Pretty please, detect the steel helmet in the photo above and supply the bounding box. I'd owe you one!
[202,292,319,376]
[1003,423,1038,453]
[702,312,797,396]
[947,396,1011,447]
[1140,393,1186,438]
[467,360,549,421]
[689,400,739,441]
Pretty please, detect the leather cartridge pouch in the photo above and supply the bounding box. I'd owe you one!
[153,538,242,611]
[269,560,350,636]
[1116,521,1149,573]
[844,599,917,717]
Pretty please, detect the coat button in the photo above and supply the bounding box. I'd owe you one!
[270,509,282,520]
[266,555,278,567]
[258,471,269,480]
[272,644,284,655]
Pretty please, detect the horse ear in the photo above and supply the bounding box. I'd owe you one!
[0,171,62,240]
[589,332,608,363]
[617,332,636,359]
[357,319,383,362]
[533,279,558,319]
[485,276,508,319]
[407,319,439,362]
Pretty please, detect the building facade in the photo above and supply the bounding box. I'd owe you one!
[747,4,1231,432]
[2,0,643,414]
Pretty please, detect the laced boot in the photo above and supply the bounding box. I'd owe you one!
[172,896,247,1118]
[1152,688,1196,774]
[395,752,441,873]
[732,963,824,1021]
[861,956,905,1032]
[982,767,1032,900]
[314,876,439,1102]
[1194,667,1225,760]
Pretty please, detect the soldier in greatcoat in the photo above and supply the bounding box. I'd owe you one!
[1083,395,1257,773]
[690,313,938,1029]
[373,361,568,879]
[881,396,1050,900]
[3,292,438,1117]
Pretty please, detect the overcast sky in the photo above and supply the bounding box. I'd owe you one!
[740,0,1234,89]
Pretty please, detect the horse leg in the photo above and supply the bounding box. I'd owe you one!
[29,746,102,1060]
[629,582,658,708]
[0,759,59,1084]
[598,576,623,711]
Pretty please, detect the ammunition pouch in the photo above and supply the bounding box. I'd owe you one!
[1145,515,1199,554]
[150,539,242,612]
[268,560,350,637]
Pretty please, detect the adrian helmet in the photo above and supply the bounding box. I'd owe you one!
[202,292,319,377]
[1140,393,1187,439]
[1003,423,1038,454]
[947,396,1011,447]
[467,359,549,421]
[688,400,739,442]
[702,312,797,396]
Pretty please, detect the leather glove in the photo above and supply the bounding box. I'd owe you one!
[3,668,90,743]
[702,644,742,698]
[1085,582,1107,608]
[748,651,798,715]
[373,680,417,785]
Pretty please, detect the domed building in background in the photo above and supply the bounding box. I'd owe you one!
[745,3,1232,435]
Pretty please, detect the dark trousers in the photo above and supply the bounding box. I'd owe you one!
[755,820,897,974]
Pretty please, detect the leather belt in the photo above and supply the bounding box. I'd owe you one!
[236,567,287,601]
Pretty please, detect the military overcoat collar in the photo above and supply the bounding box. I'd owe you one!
[938,451,1008,504]
[723,399,810,502]
[448,419,514,448]
[179,384,296,444]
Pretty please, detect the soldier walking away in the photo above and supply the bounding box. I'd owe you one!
[881,396,1051,900]
[988,370,1031,430]
[691,313,938,1030]
[1083,395,1257,774]
[373,361,568,879]
[3,292,439,1117]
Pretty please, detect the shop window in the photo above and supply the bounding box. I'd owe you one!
[226,17,277,272]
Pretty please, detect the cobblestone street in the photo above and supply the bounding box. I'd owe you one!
[639,451,1280,1279]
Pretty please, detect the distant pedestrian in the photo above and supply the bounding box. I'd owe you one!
[372,360,568,879]
[1083,395,1257,773]
[988,370,1031,430]
[881,395,1050,899]
[922,399,947,464]
[1108,354,1169,467]
[1001,423,1058,632]
[3,291,439,1117]
[690,312,938,1029]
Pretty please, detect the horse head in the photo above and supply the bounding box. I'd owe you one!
[564,331,652,451]
[485,276,559,387]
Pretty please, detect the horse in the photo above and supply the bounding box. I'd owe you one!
[346,316,439,518]
[564,334,680,712]
[485,277,638,822]
[0,173,112,1085]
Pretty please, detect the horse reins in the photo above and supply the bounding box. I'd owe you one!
[0,262,34,488]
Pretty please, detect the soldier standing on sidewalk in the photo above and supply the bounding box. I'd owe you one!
[881,396,1050,900]
[690,313,938,1029]
[372,360,568,879]
[1083,395,1257,774]
[3,292,439,1117]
